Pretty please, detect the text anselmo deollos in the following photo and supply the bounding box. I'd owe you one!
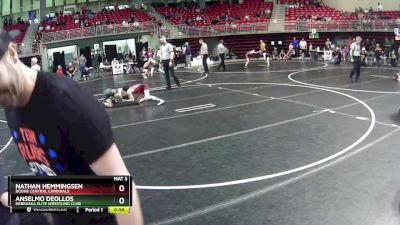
[14,196,82,206]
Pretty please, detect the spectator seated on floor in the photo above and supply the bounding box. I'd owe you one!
[287,43,296,59]
[342,45,349,62]
[112,58,119,66]
[393,72,400,81]
[272,47,279,60]
[279,49,286,60]
[330,48,342,64]
[360,47,368,66]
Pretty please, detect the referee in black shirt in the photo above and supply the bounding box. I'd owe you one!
[349,36,362,82]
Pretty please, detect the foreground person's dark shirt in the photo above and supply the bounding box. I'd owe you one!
[5,72,117,225]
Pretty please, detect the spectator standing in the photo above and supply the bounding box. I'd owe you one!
[292,37,299,56]
[375,43,383,67]
[217,39,226,71]
[384,38,391,50]
[390,49,397,67]
[56,65,64,75]
[184,42,192,68]
[78,54,87,79]
[31,57,41,71]
[142,47,148,64]
[299,38,308,59]
[67,63,75,79]
[96,54,103,73]
[342,45,349,62]
[199,38,209,75]
[325,38,332,50]
[377,3,383,17]
[397,45,400,61]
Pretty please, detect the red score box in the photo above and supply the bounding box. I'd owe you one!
[15,184,130,195]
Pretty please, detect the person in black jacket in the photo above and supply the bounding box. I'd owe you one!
[0,28,144,225]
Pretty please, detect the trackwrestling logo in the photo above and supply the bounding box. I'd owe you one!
[12,128,58,176]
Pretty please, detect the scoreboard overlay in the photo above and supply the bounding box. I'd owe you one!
[8,176,132,214]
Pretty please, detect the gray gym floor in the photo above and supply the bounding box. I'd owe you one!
[2,60,400,225]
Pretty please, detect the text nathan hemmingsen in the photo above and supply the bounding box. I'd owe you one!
[15,183,83,194]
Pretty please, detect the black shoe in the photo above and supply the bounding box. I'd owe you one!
[166,87,171,90]
[355,79,360,83]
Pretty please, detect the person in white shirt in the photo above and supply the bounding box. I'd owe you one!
[393,71,400,81]
[199,38,209,75]
[377,3,383,17]
[160,36,181,90]
[349,36,362,82]
[299,38,307,60]
[111,58,119,66]
[31,57,41,71]
[184,42,192,68]
[217,39,226,71]
[325,38,332,50]
[156,49,164,73]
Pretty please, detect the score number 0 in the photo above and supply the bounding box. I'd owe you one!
[118,185,126,205]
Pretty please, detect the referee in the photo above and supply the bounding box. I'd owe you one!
[349,36,362,82]
[160,36,181,90]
